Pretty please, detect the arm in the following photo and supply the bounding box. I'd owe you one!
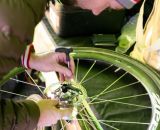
[29,52,74,79]
[0,31,26,80]
[0,0,72,80]
[27,94,74,128]
[0,96,74,129]
[0,0,48,80]
[0,99,40,130]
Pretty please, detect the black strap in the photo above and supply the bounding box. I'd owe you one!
[143,0,154,27]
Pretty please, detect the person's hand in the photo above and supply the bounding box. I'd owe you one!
[37,99,73,127]
[29,52,75,80]
[27,94,73,127]
[64,119,82,130]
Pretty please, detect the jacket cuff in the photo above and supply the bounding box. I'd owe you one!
[21,44,34,69]
[116,0,140,9]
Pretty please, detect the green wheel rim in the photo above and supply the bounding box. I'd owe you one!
[72,47,160,130]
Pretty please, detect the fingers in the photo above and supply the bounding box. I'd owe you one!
[37,99,60,127]
[29,51,75,80]
[65,118,82,130]
[37,99,76,126]
[39,99,75,121]
[58,107,77,120]
[55,52,75,79]
[58,107,74,119]
[55,63,73,78]
[59,73,65,82]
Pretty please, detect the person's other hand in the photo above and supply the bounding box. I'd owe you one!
[29,52,75,80]
[64,118,82,130]
[27,94,73,127]
[37,99,73,127]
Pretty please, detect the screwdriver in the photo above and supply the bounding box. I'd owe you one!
[55,47,73,69]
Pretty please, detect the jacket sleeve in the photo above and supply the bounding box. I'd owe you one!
[0,31,26,80]
[116,0,141,9]
[25,0,48,23]
[0,99,40,130]
[0,0,48,80]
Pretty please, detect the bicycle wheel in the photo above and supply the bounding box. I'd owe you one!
[69,47,160,130]
[1,47,160,130]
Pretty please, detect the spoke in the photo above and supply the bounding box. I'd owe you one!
[79,114,97,130]
[89,99,151,108]
[77,118,98,129]
[80,113,95,120]
[60,120,65,130]
[82,65,113,84]
[78,113,149,127]
[83,109,98,130]
[79,113,89,129]
[89,72,127,104]
[99,121,120,130]
[93,81,140,98]
[80,112,102,126]
[90,81,140,98]
[10,78,45,89]
[10,78,61,89]
[102,72,128,93]
[77,115,120,130]
[90,93,148,102]
[102,120,149,125]
[80,60,96,84]
[25,70,47,98]
[79,113,149,128]
[109,93,148,101]
[75,59,79,82]
[0,89,27,98]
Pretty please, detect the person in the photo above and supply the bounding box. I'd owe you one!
[0,0,74,130]
[74,0,141,15]
[0,0,141,130]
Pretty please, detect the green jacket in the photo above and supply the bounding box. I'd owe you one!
[0,0,48,129]
[0,0,47,80]
[0,99,40,130]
